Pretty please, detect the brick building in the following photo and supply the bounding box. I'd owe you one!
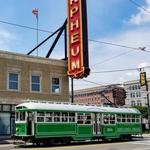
[73,84,126,106]
[0,50,69,136]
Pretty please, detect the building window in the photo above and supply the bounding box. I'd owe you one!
[136,92,141,98]
[31,75,41,92]
[131,100,135,106]
[137,84,140,89]
[3,105,11,111]
[137,100,142,106]
[0,113,10,135]
[51,77,60,94]
[8,72,19,91]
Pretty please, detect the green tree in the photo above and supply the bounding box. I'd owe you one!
[133,106,148,119]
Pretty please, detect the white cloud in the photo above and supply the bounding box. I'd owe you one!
[0,29,16,50]
[74,27,150,90]
[129,0,150,25]
[138,62,149,68]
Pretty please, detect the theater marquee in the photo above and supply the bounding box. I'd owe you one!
[67,0,90,78]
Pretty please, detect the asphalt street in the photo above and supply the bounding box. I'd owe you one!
[0,134,150,150]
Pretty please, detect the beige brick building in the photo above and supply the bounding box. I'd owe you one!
[0,50,69,136]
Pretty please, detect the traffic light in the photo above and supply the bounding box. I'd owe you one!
[140,72,147,86]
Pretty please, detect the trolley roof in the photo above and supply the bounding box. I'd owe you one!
[16,101,141,114]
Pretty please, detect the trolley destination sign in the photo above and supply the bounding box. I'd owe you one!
[67,0,90,78]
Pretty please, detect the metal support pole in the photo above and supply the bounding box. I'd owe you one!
[71,78,74,103]
[139,69,150,129]
[36,13,39,56]
[64,23,67,60]
[146,82,150,129]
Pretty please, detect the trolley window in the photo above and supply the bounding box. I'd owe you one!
[122,114,126,123]
[110,114,115,124]
[77,113,91,124]
[127,115,131,122]
[15,112,26,121]
[103,114,109,124]
[54,112,61,122]
[77,113,84,124]
[135,115,140,123]
[20,112,26,121]
[85,114,91,124]
[103,114,115,124]
[117,114,121,122]
[15,112,19,121]
[132,115,135,122]
[62,112,68,122]
[69,113,75,122]
[45,112,53,122]
[37,112,45,122]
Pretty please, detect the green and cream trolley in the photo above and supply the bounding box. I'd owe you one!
[15,101,142,145]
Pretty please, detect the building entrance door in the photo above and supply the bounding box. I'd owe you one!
[11,118,15,135]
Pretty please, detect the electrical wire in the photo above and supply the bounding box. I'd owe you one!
[82,79,103,86]
[89,39,138,50]
[91,66,150,74]
[129,0,150,14]
[0,20,52,34]
[1,19,150,54]
[91,50,133,68]
[89,39,150,54]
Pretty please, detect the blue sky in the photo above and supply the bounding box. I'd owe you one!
[0,0,150,90]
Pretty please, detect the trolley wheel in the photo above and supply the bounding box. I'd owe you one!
[62,138,70,144]
[49,138,70,145]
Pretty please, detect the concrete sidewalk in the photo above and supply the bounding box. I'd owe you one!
[0,136,14,145]
[0,139,14,144]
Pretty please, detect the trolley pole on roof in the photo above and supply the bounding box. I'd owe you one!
[140,69,150,129]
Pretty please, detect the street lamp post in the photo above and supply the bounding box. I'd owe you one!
[146,80,150,129]
[140,70,150,129]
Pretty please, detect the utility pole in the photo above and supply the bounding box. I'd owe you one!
[140,70,150,129]
[71,78,74,103]
[32,8,39,56]
[146,81,150,129]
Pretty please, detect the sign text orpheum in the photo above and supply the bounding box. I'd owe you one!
[67,0,90,78]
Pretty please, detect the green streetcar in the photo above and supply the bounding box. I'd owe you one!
[14,101,142,145]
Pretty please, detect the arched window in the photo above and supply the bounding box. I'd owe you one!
[137,100,142,106]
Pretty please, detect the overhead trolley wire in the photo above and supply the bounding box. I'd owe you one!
[82,79,103,86]
[89,39,150,54]
[89,39,139,50]
[91,65,150,74]
[1,19,150,53]
[91,50,133,68]
[129,0,150,14]
[0,20,150,57]
[0,20,53,34]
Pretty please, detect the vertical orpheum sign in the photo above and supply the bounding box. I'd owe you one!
[67,0,90,78]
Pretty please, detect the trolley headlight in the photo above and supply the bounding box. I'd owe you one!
[16,128,19,132]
